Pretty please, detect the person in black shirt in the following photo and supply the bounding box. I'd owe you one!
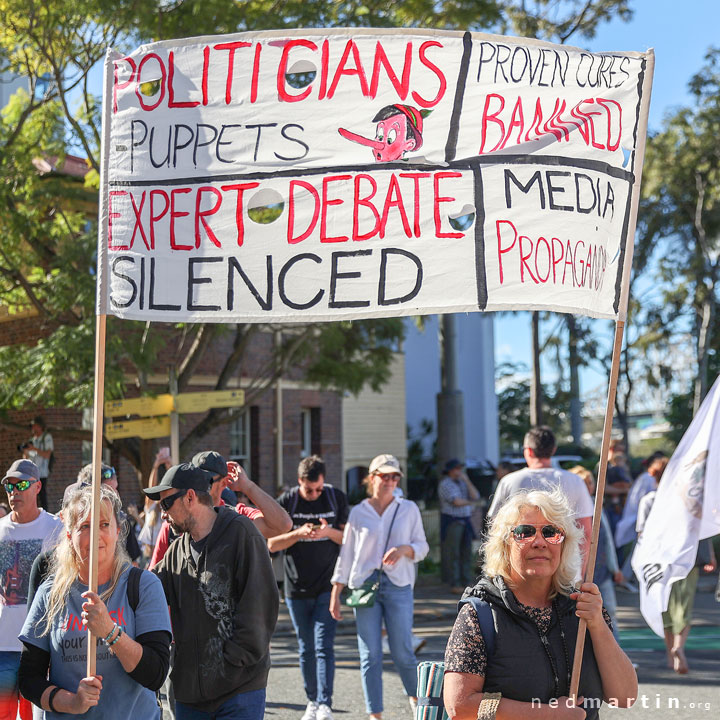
[268,456,349,720]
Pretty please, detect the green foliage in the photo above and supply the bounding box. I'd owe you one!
[638,47,720,409]
[0,0,639,469]
[496,362,575,453]
[500,0,632,43]
[301,318,405,395]
[665,390,694,447]
[407,417,435,479]
[117,0,503,40]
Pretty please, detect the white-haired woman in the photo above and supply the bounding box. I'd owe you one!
[18,484,171,717]
[444,489,637,720]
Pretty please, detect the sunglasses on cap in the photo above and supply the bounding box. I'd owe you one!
[510,524,565,545]
[2,479,39,493]
[160,489,187,512]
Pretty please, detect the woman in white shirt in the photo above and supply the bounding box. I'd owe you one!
[330,454,428,720]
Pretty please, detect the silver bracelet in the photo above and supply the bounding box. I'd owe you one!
[477,692,502,720]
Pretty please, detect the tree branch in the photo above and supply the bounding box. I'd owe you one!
[177,324,218,391]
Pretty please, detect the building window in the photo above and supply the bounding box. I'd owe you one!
[229,409,251,474]
[300,408,312,458]
[300,407,322,458]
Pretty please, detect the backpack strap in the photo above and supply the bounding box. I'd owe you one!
[325,485,338,518]
[461,596,496,658]
[127,566,143,612]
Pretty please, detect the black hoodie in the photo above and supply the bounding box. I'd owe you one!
[154,506,279,711]
[460,575,605,719]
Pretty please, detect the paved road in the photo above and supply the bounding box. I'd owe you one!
[267,579,720,720]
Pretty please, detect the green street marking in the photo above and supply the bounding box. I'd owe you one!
[619,626,720,651]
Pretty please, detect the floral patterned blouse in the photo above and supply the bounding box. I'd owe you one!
[445,597,612,676]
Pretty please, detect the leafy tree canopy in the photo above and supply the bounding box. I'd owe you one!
[0,0,635,471]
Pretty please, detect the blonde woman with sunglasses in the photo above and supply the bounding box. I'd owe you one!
[444,489,637,720]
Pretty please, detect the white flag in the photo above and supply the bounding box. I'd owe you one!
[631,375,720,636]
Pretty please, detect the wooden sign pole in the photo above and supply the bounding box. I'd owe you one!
[567,49,653,703]
[86,313,107,676]
[568,318,625,700]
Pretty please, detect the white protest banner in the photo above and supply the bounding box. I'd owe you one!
[631,375,720,636]
[97,28,653,324]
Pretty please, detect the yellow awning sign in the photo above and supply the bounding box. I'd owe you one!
[174,389,245,414]
[105,416,172,440]
[105,394,174,418]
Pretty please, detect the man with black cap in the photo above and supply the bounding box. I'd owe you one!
[146,463,279,720]
[438,458,481,593]
[0,459,62,720]
[148,451,291,569]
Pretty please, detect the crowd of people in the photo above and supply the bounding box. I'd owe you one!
[0,422,713,720]
[0,446,434,720]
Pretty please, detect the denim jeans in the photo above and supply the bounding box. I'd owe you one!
[353,572,418,714]
[0,651,31,720]
[285,591,337,706]
[441,518,474,587]
[175,688,265,720]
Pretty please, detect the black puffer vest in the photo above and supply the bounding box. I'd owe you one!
[459,576,605,720]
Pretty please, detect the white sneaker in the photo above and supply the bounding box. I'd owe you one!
[317,704,334,720]
[409,697,418,716]
[301,701,319,720]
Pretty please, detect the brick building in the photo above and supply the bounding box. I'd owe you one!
[0,148,407,512]
[0,315,349,511]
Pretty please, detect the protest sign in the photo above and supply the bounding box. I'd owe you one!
[97,28,654,323]
[90,26,654,684]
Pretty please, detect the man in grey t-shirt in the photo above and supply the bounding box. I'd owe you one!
[488,426,593,566]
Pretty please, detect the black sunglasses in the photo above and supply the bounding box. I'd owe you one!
[511,524,565,545]
[160,490,187,512]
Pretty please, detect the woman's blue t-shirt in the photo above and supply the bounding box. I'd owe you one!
[20,566,171,719]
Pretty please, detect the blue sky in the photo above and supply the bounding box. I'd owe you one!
[493,0,720,401]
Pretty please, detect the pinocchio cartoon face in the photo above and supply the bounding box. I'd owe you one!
[339,104,425,162]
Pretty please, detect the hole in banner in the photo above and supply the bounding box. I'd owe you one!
[448,204,476,232]
[285,60,317,89]
[248,189,285,224]
[139,79,162,97]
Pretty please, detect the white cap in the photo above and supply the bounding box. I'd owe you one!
[368,454,404,477]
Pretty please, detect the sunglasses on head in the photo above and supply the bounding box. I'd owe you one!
[160,489,187,512]
[2,479,38,493]
[511,524,565,545]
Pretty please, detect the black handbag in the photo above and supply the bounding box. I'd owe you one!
[345,504,400,608]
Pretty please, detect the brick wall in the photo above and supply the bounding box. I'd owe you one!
[0,322,343,510]
[280,389,342,490]
[1,408,86,512]
[0,388,343,511]
[0,315,57,347]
